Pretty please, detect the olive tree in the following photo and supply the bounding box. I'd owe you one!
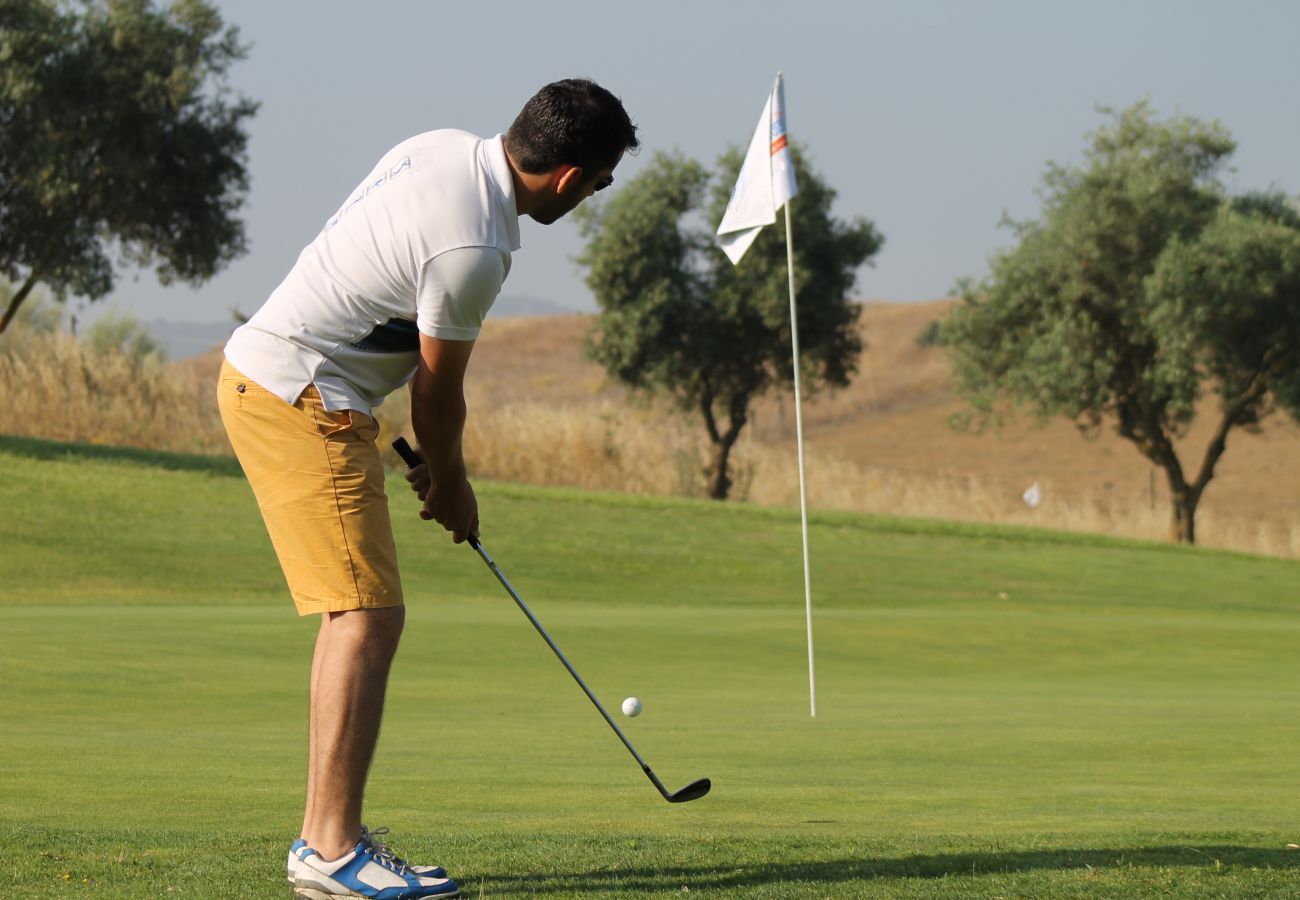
[944,102,1300,543]
[0,0,258,332]
[576,146,882,499]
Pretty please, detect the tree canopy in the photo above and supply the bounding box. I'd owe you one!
[576,146,882,499]
[0,0,258,331]
[944,102,1300,543]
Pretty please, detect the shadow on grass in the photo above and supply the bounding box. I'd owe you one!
[0,434,241,477]
[476,845,1300,894]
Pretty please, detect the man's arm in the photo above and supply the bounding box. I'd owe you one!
[408,333,477,542]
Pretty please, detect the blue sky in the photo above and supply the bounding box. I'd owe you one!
[96,0,1300,326]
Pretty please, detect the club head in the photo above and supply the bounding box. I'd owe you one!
[666,778,711,803]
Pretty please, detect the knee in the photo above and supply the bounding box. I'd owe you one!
[368,605,405,655]
[330,605,405,658]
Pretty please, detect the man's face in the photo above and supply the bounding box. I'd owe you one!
[529,155,621,225]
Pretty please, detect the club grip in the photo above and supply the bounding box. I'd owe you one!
[392,436,421,469]
[393,437,481,550]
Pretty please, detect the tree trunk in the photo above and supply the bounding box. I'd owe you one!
[1169,484,1197,544]
[0,270,42,334]
[1150,454,1200,545]
[1117,353,1273,547]
[699,385,749,501]
[708,433,740,500]
[1172,367,1271,546]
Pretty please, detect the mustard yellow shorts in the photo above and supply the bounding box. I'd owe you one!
[217,359,403,616]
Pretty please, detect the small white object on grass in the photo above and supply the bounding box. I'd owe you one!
[621,696,643,717]
[1023,481,1042,508]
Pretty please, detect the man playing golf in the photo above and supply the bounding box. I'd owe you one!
[217,78,638,899]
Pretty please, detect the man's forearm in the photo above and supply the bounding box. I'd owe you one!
[409,389,468,488]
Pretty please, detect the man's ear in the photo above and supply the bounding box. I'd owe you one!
[554,165,585,195]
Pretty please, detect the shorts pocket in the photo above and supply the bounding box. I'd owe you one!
[317,408,355,438]
[296,388,372,440]
[225,377,269,409]
[219,364,275,410]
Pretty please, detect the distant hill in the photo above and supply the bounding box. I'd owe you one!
[150,293,580,360]
[490,293,584,318]
[468,301,1300,550]
[147,319,236,360]
[173,299,1300,555]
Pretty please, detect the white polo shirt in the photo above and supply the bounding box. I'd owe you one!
[224,129,521,413]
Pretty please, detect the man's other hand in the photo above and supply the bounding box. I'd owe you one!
[423,477,479,543]
[405,461,432,504]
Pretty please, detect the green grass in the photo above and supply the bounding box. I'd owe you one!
[3,433,1300,897]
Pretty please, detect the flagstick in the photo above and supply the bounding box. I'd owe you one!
[784,201,816,719]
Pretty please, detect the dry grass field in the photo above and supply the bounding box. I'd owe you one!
[463,301,1300,557]
[6,300,1298,556]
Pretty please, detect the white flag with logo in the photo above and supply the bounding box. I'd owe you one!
[716,74,798,264]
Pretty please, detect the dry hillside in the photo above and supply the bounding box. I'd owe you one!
[12,294,1291,554]
[140,300,1300,556]
[467,301,1300,554]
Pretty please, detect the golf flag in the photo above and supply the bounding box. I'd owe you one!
[716,74,798,264]
[718,74,818,718]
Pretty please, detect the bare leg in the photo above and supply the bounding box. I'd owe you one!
[301,615,333,840]
[301,605,406,860]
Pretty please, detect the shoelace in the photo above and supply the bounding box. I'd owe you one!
[360,826,410,877]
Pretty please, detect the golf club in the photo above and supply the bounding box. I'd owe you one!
[393,437,710,804]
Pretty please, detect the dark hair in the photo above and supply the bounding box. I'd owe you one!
[506,78,639,175]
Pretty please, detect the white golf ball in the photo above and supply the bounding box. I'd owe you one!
[621,696,643,717]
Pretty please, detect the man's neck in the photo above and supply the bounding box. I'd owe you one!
[504,146,551,218]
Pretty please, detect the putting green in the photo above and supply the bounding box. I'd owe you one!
[3,435,1299,897]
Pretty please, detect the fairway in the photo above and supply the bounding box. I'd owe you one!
[3,435,1300,897]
